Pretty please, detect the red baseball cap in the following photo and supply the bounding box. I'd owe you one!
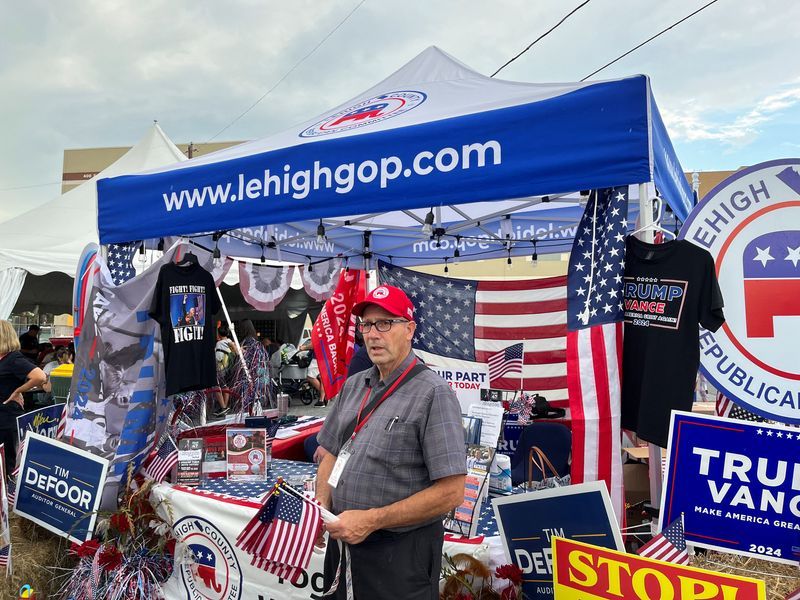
[353,285,415,321]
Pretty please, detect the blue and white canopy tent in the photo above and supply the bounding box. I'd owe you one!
[96,46,689,267]
[90,46,692,523]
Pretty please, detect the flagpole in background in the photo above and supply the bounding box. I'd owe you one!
[519,340,525,396]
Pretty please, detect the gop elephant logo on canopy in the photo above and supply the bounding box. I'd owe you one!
[682,159,800,424]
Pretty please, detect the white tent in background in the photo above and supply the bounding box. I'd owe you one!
[0,123,186,317]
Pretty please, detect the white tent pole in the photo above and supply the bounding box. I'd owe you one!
[215,286,252,384]
[636,182,663,520]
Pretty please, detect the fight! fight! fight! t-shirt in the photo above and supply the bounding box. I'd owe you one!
[149,262,221,396]
[621,238,725,447]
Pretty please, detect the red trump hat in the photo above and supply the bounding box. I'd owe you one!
[353,285,415,321]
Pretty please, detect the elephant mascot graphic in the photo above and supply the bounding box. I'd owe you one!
[190,543,223,594]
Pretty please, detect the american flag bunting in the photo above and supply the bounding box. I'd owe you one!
[566,187,627,527]
[638,515,690,565]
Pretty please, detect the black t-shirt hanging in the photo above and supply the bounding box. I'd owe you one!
[149,262,221,396]
[621,238,725,447]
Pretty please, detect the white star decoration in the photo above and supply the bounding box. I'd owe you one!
[785,245,800,267]
[753,246,774,267]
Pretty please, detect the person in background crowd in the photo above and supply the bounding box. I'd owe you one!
[316,285,466,600]
[261,335,280,358]
[0,320,46,472]
[38,342,56,367]
[214,323,237,416]
[299,339,327,407]
[18,325,40,362]
[347,330,373,378]
[40,346,73,404]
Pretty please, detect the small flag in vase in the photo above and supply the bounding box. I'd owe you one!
[0,544,10,570]
[237,484,322,583]
[637,515,690,565]
[6,478,15,507]
[143,434,179,483]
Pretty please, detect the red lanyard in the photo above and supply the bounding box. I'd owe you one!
[351,359,418,440]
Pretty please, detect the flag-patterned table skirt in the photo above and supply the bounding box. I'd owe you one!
[199,459,526,538]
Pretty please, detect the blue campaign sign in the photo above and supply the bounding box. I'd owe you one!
[497,422,524,458]
[492,481,623,600]
[661,411,800,565]
[16,403,65,442]
[13,432,108,543]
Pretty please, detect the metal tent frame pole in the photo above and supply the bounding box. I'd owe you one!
[636,182,664,523]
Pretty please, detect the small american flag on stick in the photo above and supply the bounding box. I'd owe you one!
[487,343,524,385]
[0,544,10,572]
[143,434,179,483]
[237,482,322,584]
[637,515,690,565]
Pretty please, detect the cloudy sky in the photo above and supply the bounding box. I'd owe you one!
[2,0,799,220]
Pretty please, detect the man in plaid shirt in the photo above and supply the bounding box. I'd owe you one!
[316,285,466,599]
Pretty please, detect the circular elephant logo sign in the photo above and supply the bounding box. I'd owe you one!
[681,158,800,423]
[174,515,243,600]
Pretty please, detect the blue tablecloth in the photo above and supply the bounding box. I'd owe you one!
[200,459,526,538]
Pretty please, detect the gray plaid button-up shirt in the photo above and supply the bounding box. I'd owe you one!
[317,351,466,532]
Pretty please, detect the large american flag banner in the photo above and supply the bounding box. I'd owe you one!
[378,261,568,405]
[637,515,690,565]
[566,187,627,526]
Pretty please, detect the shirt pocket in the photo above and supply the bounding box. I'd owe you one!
[364,416,420,468]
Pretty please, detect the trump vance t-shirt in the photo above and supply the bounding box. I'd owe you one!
[621,238,725,447]
[149,262,221,396]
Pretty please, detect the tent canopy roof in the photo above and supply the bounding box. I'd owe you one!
[0,124,186,276]
[97,47,691,267]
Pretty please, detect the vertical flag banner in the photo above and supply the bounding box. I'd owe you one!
[311,268,366,400]
[565,187,627,525]
[66,244,186,509]
[378,261,568,405]
[661,411,800,565]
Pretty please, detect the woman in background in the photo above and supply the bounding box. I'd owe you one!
[0,320,46,472]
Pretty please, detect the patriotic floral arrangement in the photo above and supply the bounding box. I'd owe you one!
[440,553,524,600]
[55,477,182,600]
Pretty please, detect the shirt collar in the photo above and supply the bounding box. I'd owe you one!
[369,350,416,389]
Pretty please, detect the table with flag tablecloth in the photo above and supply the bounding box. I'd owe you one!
[156,459,518,600]
[200,458,525,538]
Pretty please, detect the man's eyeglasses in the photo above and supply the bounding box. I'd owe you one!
[356,318,409,333]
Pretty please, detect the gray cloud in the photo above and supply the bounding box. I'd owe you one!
[2,0,799,219]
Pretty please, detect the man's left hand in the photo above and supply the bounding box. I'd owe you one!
[324,510,378,545]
